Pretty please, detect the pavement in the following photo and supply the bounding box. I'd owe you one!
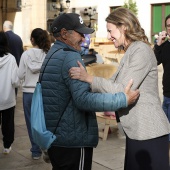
[0,65,166,170]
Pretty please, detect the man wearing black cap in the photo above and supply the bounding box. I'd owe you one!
[39,13,139,170]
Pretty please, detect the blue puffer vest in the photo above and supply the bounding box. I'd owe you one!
[40,41,127,148]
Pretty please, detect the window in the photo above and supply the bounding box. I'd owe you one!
[151,3,170,43]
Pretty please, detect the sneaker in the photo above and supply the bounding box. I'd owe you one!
[32,153,41,160]
[32,156,40,160]
[3,147,11,154]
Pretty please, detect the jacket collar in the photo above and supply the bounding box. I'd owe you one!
[53,40,83,55]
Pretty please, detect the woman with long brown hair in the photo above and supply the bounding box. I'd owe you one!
[18,28,50,160]
[69,7,170,170]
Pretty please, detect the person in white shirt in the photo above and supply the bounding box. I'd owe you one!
[0,31,20,154]
[18,28,51,160]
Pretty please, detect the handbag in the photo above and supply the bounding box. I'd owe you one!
[31,48,64,150]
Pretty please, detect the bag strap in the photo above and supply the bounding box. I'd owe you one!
[52,104,69,136]
[39,48,63,83]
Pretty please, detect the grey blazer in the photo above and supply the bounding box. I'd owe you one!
[91,41,170,140]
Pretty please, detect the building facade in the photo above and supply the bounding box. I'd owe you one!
[0,0,170,46]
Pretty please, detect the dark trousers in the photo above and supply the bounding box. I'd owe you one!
[48,146,93,170]
[0,107,15,148]
[124,135,169,170]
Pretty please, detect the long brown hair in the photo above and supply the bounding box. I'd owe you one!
[30,28,51,53]
[106,7,150,49]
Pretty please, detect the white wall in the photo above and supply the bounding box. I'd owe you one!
[96,0,124,38]
[70,0,98,8]
[13,12,23,39]
[136,1,151,40]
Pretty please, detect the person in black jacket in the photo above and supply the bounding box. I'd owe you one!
[154,14,170,142]
[3,20,24,96]
[3,20,24,66]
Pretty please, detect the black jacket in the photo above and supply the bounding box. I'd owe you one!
[5,31,23,66]
[154,41,170,97]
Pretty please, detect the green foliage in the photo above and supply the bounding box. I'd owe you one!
[123,0,138,16]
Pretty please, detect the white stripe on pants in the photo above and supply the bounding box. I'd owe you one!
[79,148,85,170]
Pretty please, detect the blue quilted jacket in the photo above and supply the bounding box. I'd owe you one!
[40,41,127,148]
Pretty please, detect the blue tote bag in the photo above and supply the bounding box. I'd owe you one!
[31,49,63,150]
[31,82,56,150]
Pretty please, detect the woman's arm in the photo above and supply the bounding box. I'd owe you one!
[92,47,153,94]
[69,61,124,93]
[70,45,152,94]
[66,53,139,111]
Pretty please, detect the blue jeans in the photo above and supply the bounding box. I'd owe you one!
[162,96,170,141]
[23,93,42,157]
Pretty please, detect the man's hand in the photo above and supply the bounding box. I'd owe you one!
[124,79,140,105]
[157,31,167,46]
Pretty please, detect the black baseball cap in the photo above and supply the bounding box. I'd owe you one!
[51,13,94,34]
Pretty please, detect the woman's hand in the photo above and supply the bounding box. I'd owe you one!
[69,61,93,84]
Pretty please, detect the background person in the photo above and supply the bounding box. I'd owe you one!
[154,14,170,143]
[3,20,24,96]
[81,34,91,54]
[3,20,23,66]
[0,31,20,154]
[69,8,170,170]
[18,28,51,160]
[40,13,139,170]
